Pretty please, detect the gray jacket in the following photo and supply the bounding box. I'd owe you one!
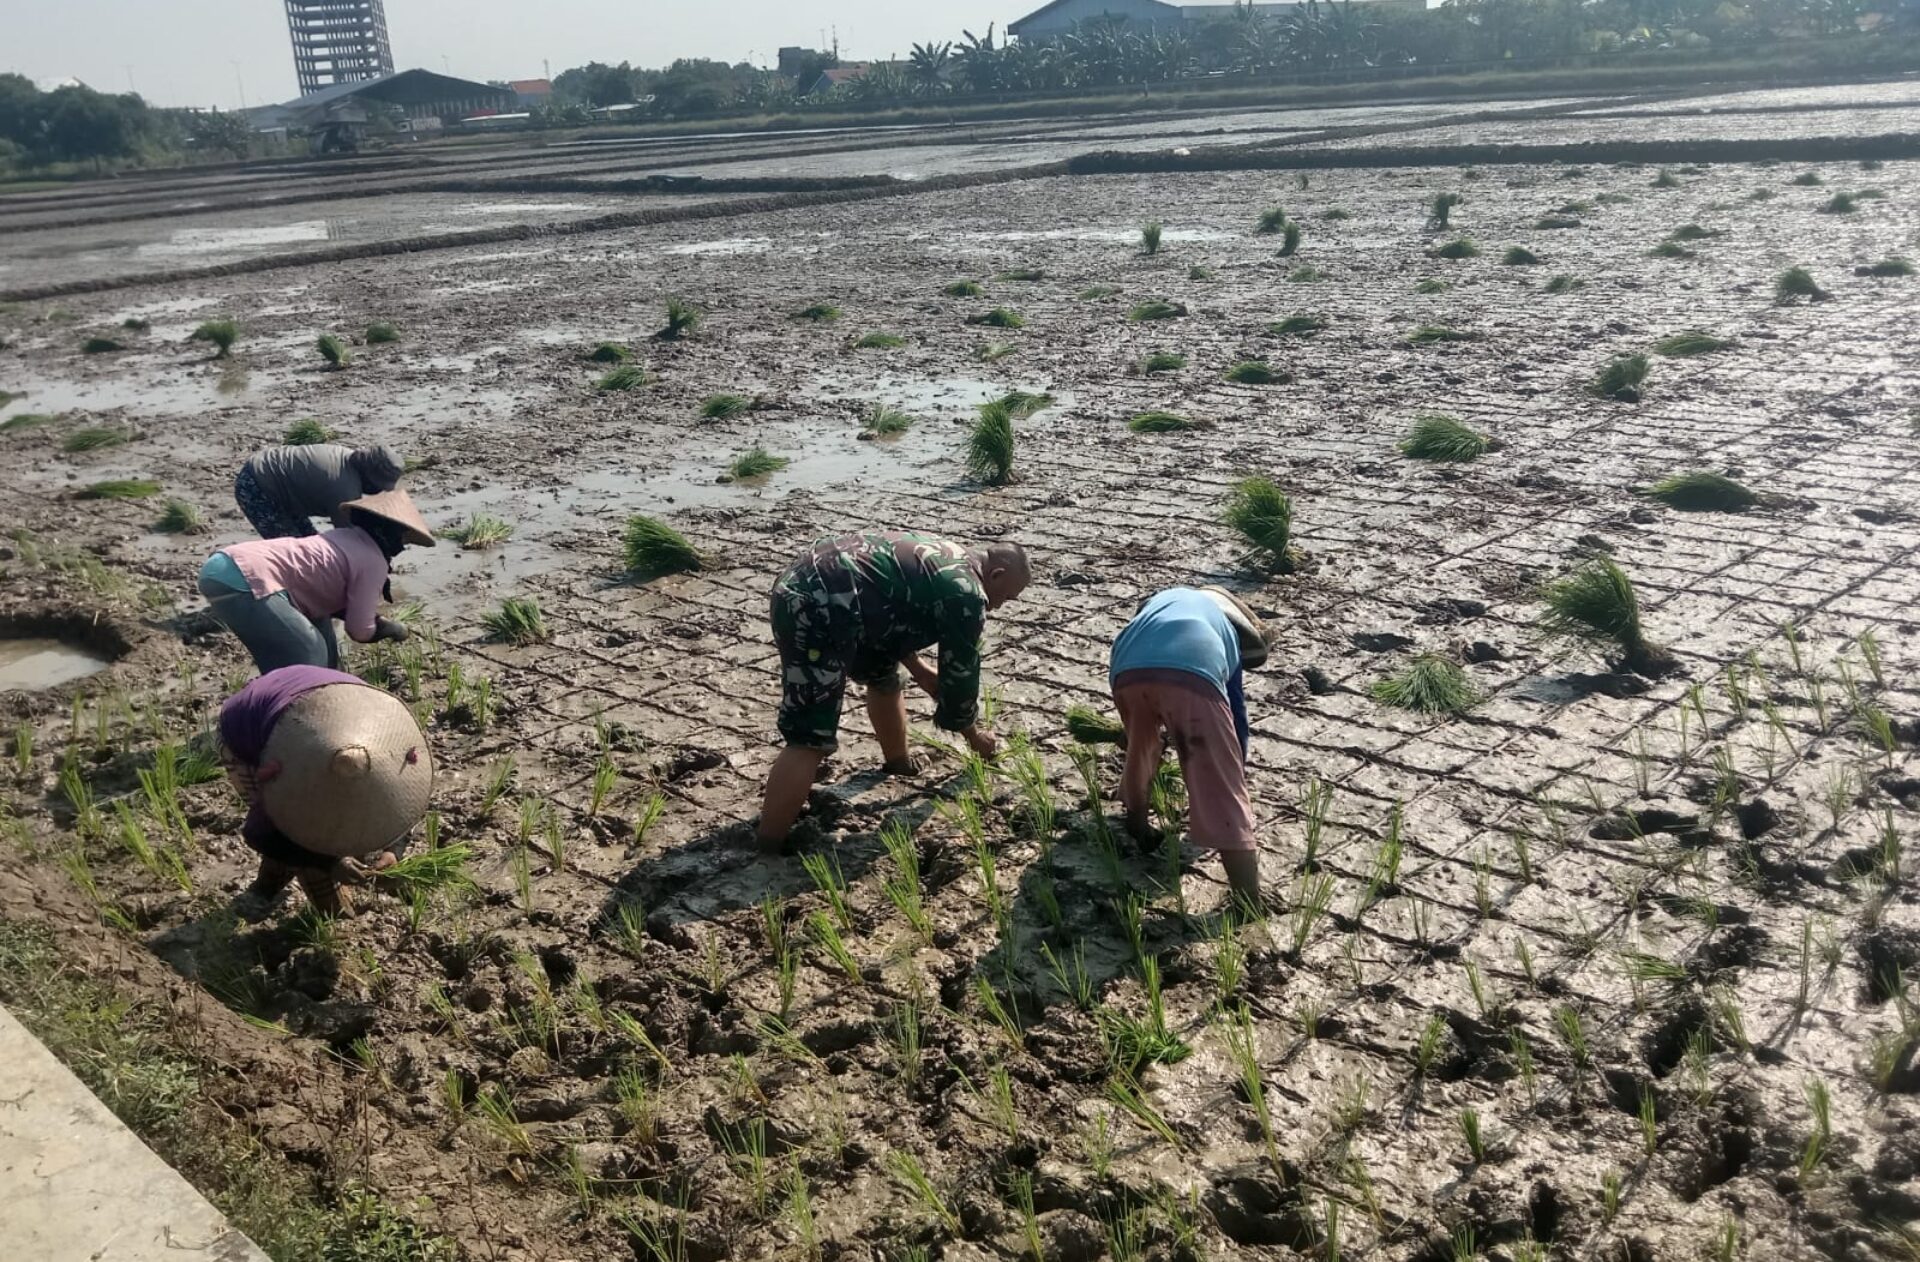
[244,444,403,525]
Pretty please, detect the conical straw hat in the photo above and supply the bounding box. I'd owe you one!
[260,684,433,858]
[340,488,436,547]
[1198,585,1274,669]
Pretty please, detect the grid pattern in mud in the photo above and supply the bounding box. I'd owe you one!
[2,143,1919,1261]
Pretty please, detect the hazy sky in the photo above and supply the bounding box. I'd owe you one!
[5,0,1020,110]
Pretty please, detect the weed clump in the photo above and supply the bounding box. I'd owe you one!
[1792,171,1824,186]
[854,332,906,349]
[1371,655,1479,715]
[79,479,160,500]
[1427,238,1480,260]
[1141,221,1163,255]
[1653,331,1733,357]
[365,322,400,344]
[1255,207,1291,235]
[1065,703,1125,745]
[156,500,205,534]
[623,516,703,576]
[283,418,333,445]
[1641,471,1757,512]
[586,342,631,363]
[1774,267,1831,304]
[596,364,647,391]
[1856,258,1914,277]
[659,297,702,339]
[861,406,912,437]
[1408,325,1478,344]
[1401,415,1492,461]
[1127,300,1187,322]
[1223,476,1298,573]
[1544,274,1585,294]
[722,445,790,481]
[1415,278,1450,294]
[446,514,514,549]
[189,320,238,357]
[1539,556,1670,674]
[793,303,841,323]
[701,393,751,419]
[316,334,350,368]
[82,336,124,354]
[1128,411,1208,433]
[967,308,1026,329]
[63,427,129,453]
[1139,351,1186,374]
[1592,354,1650,402]
[1225,361,1288,385]
[482,597,548,646]
[1502,246,1540,266]
[943,280,984,298]
[1270,313,1327,336]
[967,400,1016,486]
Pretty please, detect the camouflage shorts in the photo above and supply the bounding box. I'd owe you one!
[770,582,901,751]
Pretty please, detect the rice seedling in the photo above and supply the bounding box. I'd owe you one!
[1775,267,1831,304]
[1648,167,1683,188]
[1224,360,1288,385]
[1223,475,1297,573]
[1654,330,1733,357]
[1428,191,1463,227]
[968,306,1027,330]
[1127,410,1206,434]
[1544,274,1585,293]
[1427,238,1480,260]
[942,279,984,297]
[1127,299,1186,322]
[283,417,334,445]
[1538,557,1668,674]
[586,341,630,363]
[1592,353,1651,402]
[888,1151,962,1233]
[1140,221,1163,254]
[966,399,1015,486]
[1066,702,1124,745]
[441,513,513,551]
[1106,1070,1181,1148]
[63,427,129,453]
[623,515,703,576]
[1401,413,1492,461]
[1255,207,1291,235]
[382,845,478,898]
[482,596,547,646]
[1800,1078,1831,1179]
[81,336,123,354]
[1278,221,1303,256]
[78,479,160,500]
[0,412,58,431]
[1078,284,1122,300]
[699,393,751,420]
[1138,350,1185,374]
[1792,170,1824,186]
[1407,325,1478,344]
[596,364,647,391]
[363,321,401,345]
[1289,871,1335,959]
[1554,1003,1591,1070]
[853,331,906,349]
[722,445,790,481]
[1458,1106,1490,1163]
[975,973,1024,1049]
[146,497,207,535]
[1416,278,1450,293]
[1642,470,1756,511]
[1370,654,1479,715]
[1270,313,1327,335]
[1822,191,1858,214]
[1536,214,1583,229]
[1648,240,1696,259]
[659,297,702,339]
[1502,246,1540,265]
[805,910,861,983]
[996,389,1053,418]
[995,267,1045,282]
[189,319,238,356]
[315,333,350,368]
[1858,258,1915,277]
[1322,207,1351,219]
[474,1087,533,1156]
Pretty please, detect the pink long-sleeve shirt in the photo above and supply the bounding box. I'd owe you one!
[223,527,390,643]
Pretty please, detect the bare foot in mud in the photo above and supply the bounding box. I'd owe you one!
[881,755,922,777]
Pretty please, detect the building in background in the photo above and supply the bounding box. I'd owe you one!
[1009,0,1420,41]
[284,0,396,96]
[508,78,553,107]
[249,69,515,149]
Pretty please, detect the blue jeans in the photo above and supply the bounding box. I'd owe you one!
[199,571,339,674]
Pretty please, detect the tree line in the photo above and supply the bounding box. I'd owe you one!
[0,75,253,173]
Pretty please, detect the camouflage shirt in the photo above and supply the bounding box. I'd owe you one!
[775,531,988,732]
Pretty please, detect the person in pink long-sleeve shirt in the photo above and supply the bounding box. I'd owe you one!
[198,488,436,674]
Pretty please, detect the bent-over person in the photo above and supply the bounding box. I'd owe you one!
[235,442,405,540]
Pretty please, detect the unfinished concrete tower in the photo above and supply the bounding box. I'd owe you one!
[284,0,396,96]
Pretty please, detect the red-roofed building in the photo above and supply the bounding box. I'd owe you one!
[509,78,553,106]
[806,65,869,95]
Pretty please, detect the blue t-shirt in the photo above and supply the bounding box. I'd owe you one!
[1111,588,1252,758]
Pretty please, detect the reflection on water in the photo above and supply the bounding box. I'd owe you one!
[0,638,111,691]
[135,220,335,258]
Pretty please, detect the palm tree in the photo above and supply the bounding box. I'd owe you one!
[956,25,1003,92]
[909,41,953,94]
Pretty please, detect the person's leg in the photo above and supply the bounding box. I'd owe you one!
[757,746,827,850]
[207,587,330,674]
[757,586,844,849]
[1163,679,1261,907]
[234,466,311,540]
[1113,675,1164,842]
[317,616,341,670]
[864,685,916,773]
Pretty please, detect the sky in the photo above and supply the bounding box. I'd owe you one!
[4,0,1023,110]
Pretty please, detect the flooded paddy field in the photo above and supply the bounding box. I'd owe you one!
[2,80,1920,1261]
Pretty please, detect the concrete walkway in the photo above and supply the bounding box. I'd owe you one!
[0,1005,270,1261]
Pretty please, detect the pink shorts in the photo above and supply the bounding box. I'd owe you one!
[1112,668,1256,852]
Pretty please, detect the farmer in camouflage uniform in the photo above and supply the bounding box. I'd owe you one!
[756,530,1032,849]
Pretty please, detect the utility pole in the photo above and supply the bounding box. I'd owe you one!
[230,60,248,109]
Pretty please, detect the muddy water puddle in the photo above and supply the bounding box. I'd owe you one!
[0,364,263,418]
[0,638,111,691]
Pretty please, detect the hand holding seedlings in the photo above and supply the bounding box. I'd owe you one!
[1109,587,1275,905]
[754,531,1031,849]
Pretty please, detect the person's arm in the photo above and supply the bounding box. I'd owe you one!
[1228,666,1251,764]
[933,604,986,735]
[342,543,388,644]
[900,652,939,699]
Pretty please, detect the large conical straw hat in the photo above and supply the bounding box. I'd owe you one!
[260,684,433,858]
[340,488,436,547]
[1198,586,1274,669]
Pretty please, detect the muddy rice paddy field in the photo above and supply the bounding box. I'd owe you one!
[4,85,1920,1260]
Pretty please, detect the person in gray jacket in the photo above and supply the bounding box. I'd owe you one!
[234,444,406,540]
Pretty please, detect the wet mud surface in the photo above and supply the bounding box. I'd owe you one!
[3,83,1920,1260]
